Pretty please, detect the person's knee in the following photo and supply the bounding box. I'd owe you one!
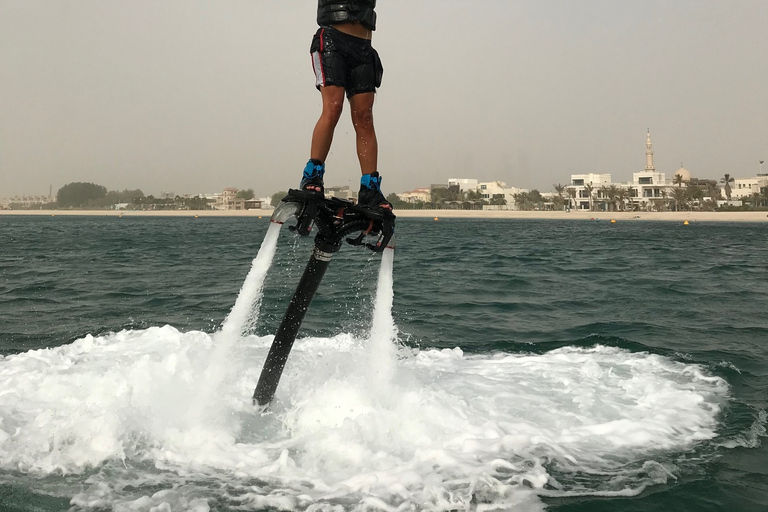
[322,99,344,123]
[351,106,374,130]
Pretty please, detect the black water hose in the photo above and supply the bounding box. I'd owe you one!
[252,246,334,405]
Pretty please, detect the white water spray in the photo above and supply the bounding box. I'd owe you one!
[219,222,282,340]
[367,247,397,388]
[187,221,283,423]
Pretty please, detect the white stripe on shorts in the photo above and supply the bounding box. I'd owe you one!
[312,51,324,87]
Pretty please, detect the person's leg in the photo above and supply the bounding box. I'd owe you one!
[302,85,346,193]
[350,92,390,209]
[310,85,346,163]
[348,92,377,175]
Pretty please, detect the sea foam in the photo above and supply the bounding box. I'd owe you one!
[0,326,728,511]
[0,232,730,511]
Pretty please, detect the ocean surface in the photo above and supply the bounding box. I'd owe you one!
[1,215,766,512]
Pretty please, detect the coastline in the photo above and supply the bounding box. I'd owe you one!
[2,209,768,222]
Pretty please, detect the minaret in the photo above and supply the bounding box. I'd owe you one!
[645,128,655,172]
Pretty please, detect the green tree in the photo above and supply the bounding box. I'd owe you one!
[513,192,530,210]
[430,186,461,208]
[529,190,543,208]
[464,189,483,201]
[57,182,108,208]
[687,186,704,209]
[89,188,144,208]
[673,174,686,188]
[707,183,721,202]
[747,192,763,209]
[489,195,507,206]
[386,192,411,209]
[236,189,255,200]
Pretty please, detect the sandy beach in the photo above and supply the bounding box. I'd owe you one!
[2,209,767,222]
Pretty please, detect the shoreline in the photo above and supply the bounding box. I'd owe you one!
[2,209,768,222]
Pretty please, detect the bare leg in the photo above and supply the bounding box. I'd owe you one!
[310,85,346,163]
[349,92,377,175]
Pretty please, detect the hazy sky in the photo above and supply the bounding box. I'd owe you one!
[2,0,767,198]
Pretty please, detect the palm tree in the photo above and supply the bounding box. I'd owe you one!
[720,173,735,200]
[514,192,531,211]
[626,186,637,211]
[607,184,621,211]
[584,184,595,211]
[566,187,577,210]
[707,182,721,202]
[464,189,482,201]
[673,174,686,188]
[670,187,688,211]
[656,189,669,211]
[553,184,566,209]
[599,185,611,211]
[614,187,629,211]
[687,186,704,210]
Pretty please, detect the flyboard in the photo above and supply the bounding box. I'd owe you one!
[252,189,396,406]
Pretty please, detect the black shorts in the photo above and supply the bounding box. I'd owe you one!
[310,26,383,99]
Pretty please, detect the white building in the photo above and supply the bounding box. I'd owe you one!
[211,188,261,210]
[1,195,54,209]
[399,188,431,203]
[731,176,768,200]
[448,178,479,192]
[326,185,355,201]
[568,131,689,211]
[477,181,528,210]
[569,173,613,210]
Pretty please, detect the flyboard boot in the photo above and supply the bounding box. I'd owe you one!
[289,159,326,236]
[253,169,396,406]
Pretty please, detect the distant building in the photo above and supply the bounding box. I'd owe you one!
[569,173,613,210]
[570,173,612,187]
[325,185,355,201]
[478,181,528,210]
[731,177,768,200]
[448,178,479,192]
[568,131,682,211]
[211,187,261,210]
[1,194,54,209]
[399,188,431,203]
[244,199,264,210]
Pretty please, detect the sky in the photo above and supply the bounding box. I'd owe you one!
[1,0,767,199]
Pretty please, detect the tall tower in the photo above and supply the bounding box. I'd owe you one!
[645,128,655,172]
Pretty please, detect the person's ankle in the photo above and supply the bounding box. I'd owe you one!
[360,171,381,190]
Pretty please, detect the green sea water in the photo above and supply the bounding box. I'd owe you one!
[1,215,766,511]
